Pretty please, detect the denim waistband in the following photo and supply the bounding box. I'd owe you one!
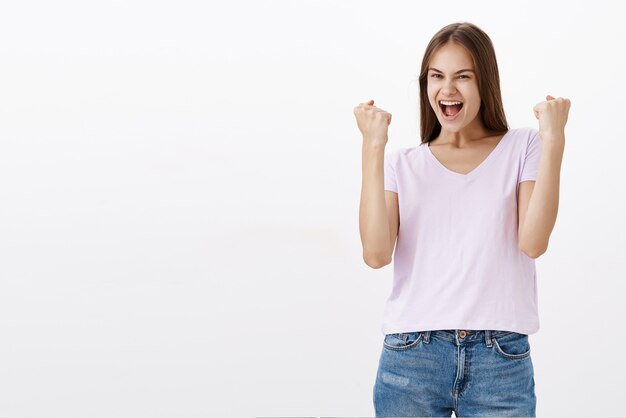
[420,329,517,346]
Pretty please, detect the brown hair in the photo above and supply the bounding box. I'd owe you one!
[418,22,508,145]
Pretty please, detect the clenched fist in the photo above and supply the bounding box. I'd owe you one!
[353,99,392,148]
[533,95,571,142]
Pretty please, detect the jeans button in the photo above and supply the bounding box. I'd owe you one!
[459,330,467,338]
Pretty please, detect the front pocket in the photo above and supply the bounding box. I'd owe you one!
[383,331,422,351]
[491,332,531,360]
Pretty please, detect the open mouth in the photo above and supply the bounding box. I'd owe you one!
[439,100,464,119]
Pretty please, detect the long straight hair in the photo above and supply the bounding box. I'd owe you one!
[418,22,509,145]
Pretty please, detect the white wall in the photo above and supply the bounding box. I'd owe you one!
[0,0,623,417]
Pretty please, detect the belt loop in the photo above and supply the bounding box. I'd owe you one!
[422,331,431,344]
[485,330,492,347]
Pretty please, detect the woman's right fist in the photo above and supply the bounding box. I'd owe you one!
[353,99,391,147]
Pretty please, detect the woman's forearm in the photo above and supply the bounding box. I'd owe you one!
[519,135,565,257]
[359,141,393,267]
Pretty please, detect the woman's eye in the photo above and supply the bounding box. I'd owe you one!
[430,74,469,79]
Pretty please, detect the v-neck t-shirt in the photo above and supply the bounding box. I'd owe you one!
[382,127,542,336]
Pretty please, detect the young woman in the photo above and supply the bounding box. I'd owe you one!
[354,22,570,417]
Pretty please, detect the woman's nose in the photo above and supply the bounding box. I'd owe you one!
[442,81,457,95]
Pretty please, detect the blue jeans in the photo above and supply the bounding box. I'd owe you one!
[373,330,536,417]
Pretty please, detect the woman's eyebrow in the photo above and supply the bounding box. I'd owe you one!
[428,67,475,74]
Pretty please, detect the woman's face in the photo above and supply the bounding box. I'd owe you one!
[427,42,481,132]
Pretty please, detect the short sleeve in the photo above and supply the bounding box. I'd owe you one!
[518,129,542,183]
[384,149,398,193]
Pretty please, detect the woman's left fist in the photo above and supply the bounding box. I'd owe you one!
[533,95,571,140]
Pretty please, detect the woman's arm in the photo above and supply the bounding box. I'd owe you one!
[518,137,565,258]
[359,142,397,268]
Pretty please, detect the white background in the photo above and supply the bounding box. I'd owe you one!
[0,0,624,417]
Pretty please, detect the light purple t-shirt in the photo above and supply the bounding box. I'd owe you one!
[382,127,542,336]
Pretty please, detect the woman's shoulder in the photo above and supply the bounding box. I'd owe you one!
[387,141,427,156]
[506,126,539,138]
[499,127,541,151]
[385,144,424,165]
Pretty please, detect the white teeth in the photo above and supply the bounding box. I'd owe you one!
[440,100,463,105]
